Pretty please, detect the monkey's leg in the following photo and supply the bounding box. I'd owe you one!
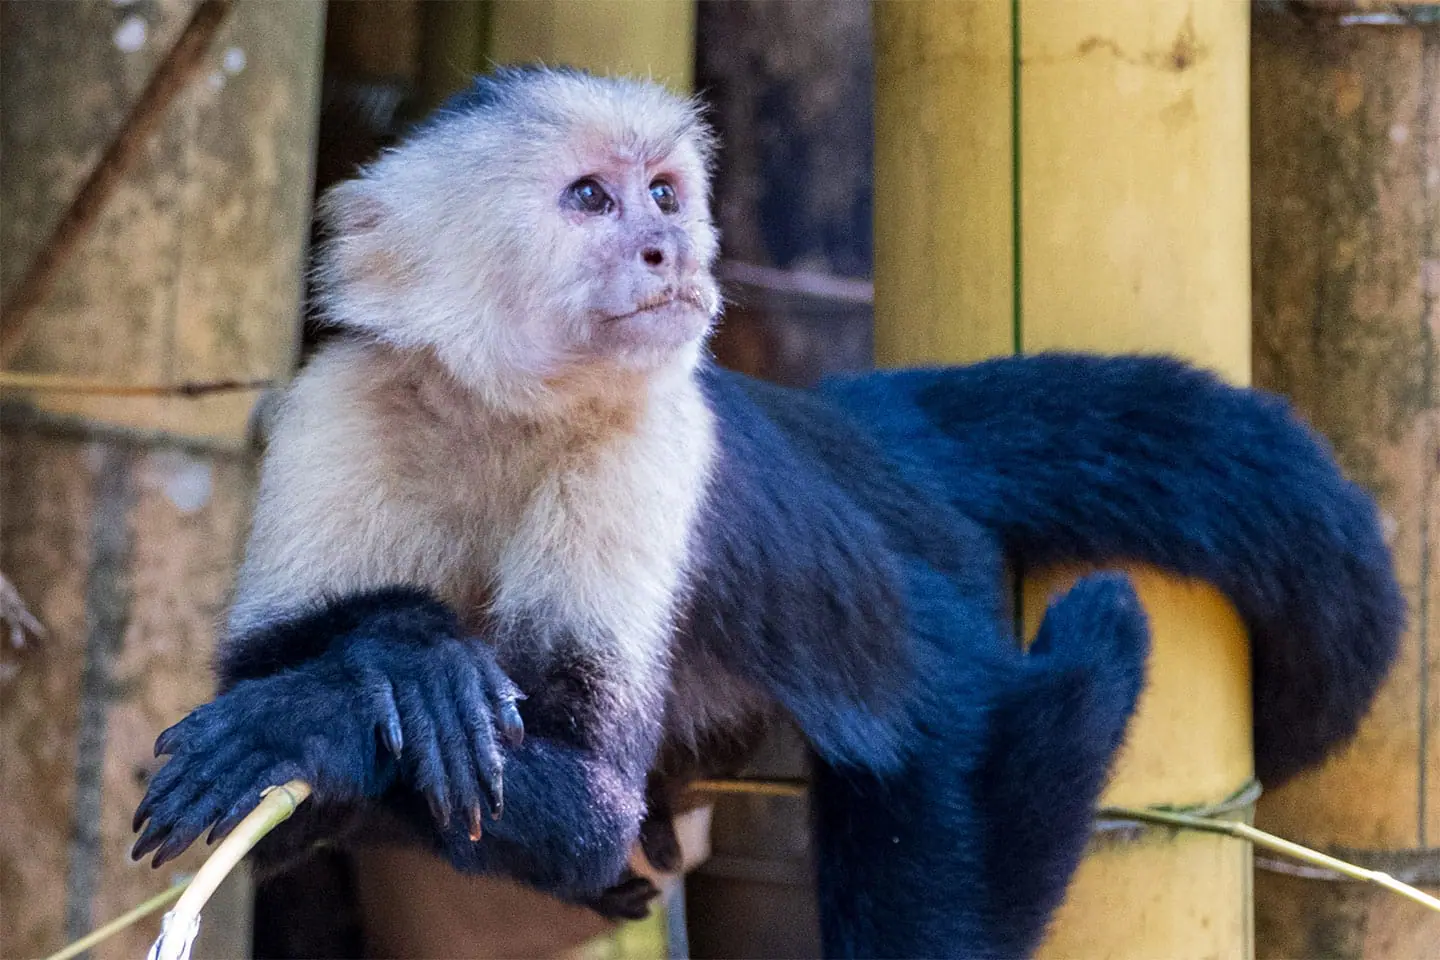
[811,572,1149,959]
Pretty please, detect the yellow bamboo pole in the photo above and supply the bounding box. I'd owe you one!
[487,0,695,93]
[875,2,1254,957]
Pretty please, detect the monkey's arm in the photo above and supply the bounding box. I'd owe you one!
[820,352,1405,784]
[138,595,660,903]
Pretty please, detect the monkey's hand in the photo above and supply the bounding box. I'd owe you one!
[132,632,525,867]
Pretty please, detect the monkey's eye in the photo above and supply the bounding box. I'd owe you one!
[650,180,679,215]
[564,178,614,215]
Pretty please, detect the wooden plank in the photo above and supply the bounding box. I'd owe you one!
[0,431,96,959]
[1,2,320,956]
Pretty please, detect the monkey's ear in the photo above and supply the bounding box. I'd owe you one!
[314,179,411,308]
[318,179,389,239]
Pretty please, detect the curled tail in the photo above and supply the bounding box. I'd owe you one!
[822,353,1405,784]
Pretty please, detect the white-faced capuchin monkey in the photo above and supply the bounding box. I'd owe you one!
[133,67,1403,958]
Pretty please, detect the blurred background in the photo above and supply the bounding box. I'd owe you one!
[2,1,1438,958]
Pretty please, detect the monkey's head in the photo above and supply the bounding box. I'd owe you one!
[315,67,720,412]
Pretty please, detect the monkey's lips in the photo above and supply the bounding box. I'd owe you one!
[605,288,708,324]
[595,288,711,356]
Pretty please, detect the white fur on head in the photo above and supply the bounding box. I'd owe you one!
[313,67,721,416]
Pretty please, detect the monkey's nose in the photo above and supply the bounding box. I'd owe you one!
[641,246,666,268]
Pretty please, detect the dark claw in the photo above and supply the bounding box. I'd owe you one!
[154,724,182,758]
[448,661,507,822]
[364,667,404,758]
[151,830,195,868]
[481,659,526,748]
[132,795,153,832]
[488,778,504,821]
[498,699,525,748]
[132,819,170,862]
[380,715,404,757]
[427,792,451,828]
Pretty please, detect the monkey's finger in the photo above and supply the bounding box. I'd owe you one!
[133,735,254,832]
[133,752,269,862]
[206,790,264,847]
[433,702,487,840]
[153,714,196,757]
[396,679,451,827]
[190,735,263,788]
[163,754,281,860]
[479,657,525,748]
[150,812,215,869]
[154,700,235,759]
[206,760,297,845]
[149,804,221,867]
[131,820,172,863]
[357,664,404,757]
[133,782,161,832]
[133,752,205,831]
[132,798,193,863]
[426,659,493,833]
[496,699,524,750]
[449,663,504,821]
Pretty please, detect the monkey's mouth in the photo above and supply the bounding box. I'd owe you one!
[607,288,707,323]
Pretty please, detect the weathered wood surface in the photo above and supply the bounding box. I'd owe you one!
[1,1,320,956]
[1251,8,1440,958]
[0,427,257,959]
[1,0,321,447]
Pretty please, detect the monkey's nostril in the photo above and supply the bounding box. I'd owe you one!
[642,248,665,267]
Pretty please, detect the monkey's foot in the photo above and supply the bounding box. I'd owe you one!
[638,811,682,873]
[132,631,525,866]
[583,870,661,921]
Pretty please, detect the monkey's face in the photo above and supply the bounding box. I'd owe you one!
[314,70,720,411]
[547,139,720,372]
